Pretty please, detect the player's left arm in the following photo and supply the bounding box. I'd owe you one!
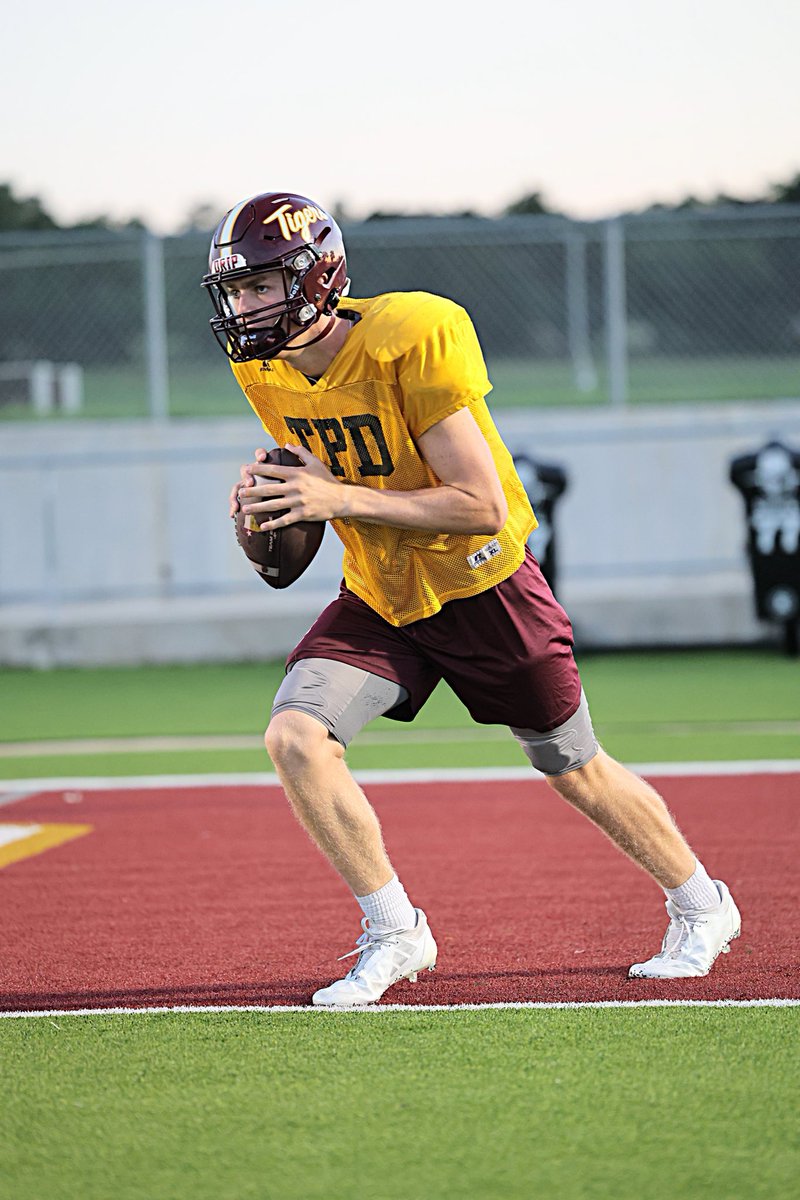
[239,407,508,535]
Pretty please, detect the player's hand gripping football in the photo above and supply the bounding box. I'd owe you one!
[230,447,274,517]
[235,444,347,529]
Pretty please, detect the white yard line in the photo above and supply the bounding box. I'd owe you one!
[0,727,510,757]
[0,823,41,847]
[0,760,798,798]
[1,998,797,1019]
[1,723,797,758]
[0,789,39,808]
[0,735,262,757]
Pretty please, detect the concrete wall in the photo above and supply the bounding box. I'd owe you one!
[2,400,799,665]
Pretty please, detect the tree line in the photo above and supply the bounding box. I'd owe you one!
[2,174,799,233]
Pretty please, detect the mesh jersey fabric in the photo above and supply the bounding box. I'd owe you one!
[231,291,537,626]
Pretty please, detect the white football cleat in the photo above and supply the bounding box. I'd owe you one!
[628,880,741,979]
[312,909,437,1007]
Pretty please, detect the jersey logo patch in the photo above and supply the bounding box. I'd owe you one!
[467,538,501,569]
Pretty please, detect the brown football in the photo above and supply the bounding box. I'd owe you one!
[234,448,325,589]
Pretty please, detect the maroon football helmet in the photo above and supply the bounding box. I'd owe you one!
[202,191,349,362]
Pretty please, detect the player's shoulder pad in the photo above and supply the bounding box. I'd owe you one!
[355,292,471,363]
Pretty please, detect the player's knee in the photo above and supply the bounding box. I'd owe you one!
[512,690,599,779]
[264,709,333,770]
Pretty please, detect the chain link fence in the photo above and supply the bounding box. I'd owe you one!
[1,206,799,418]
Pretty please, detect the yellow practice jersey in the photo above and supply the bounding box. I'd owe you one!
[231,292,537,625]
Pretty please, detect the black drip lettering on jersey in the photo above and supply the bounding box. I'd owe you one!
[311,417,348,477]
[284,416,314,451]
[342,414,395,477]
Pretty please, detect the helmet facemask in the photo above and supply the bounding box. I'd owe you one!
[205,246,336,363]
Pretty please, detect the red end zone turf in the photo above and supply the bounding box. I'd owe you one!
[1,774,797,1011]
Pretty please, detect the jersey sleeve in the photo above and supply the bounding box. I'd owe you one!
[396,300,492,439]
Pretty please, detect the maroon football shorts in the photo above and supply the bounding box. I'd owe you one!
[287,548,582,733]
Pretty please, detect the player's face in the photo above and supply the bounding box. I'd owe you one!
[222,270,285,316]
[219,264,332,361]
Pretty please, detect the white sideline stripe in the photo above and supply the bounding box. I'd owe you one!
[0,790,38,808]
[4,722,795,757]
[0,760,798,796]
[0,823,41,847]
[0,727,515,757]
[1,998,797,1020]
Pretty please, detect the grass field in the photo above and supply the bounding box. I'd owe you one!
[1,355,799,420]
[1,649,798,779]
[4,1007,798,1200]
[2,651,798,1200]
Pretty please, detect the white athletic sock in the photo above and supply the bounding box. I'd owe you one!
[356,875,417,932]
[665,860,721,913]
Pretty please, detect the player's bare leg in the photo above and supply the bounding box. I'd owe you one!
[546,748,741,976]
[265,708,437,1005]
[264,709,393,895]
[545,748,695,887]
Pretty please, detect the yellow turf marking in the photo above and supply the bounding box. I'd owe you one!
[0,823,92,869]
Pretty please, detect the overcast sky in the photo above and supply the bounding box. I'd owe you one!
[6,0,800,231]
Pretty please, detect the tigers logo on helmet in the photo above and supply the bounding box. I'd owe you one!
[263,203,327,243]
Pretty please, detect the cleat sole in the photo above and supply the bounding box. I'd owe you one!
[406,960,436,985]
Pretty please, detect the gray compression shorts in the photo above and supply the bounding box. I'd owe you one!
[273,658,599,774]
[271,658,409,748]
[511,689,599,776]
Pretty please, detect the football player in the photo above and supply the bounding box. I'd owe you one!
[203,192,741,1005]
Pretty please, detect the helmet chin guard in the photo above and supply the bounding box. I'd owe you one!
[202,193,349,362]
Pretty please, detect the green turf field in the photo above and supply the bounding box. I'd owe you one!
[2,651,798,1200]
[3,1008,797,1200]
[1,355,798,420]
[1,650,798,779]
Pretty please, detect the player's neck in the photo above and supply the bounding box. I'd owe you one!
[278,314,352,379]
